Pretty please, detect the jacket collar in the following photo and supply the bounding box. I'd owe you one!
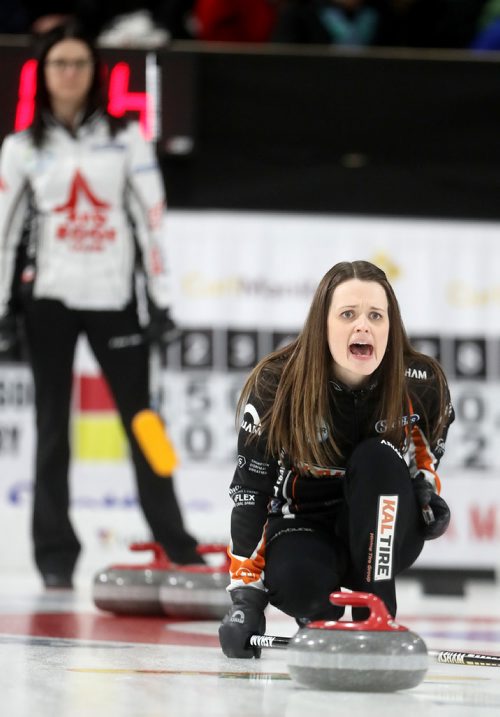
[44,108,103,135]
[328,376,379,396]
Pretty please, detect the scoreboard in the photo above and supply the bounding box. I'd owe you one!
[0,44,196,151]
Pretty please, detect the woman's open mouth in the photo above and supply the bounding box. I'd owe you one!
[349,343,374,357]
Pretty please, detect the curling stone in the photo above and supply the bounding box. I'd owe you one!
[93,542,175,615]
[286,591,428,692]
[159,544,231,619]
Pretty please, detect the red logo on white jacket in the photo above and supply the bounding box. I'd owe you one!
[54,170,115,251]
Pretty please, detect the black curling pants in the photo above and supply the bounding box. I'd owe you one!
[23,298,199,577]
[264,438,425,620]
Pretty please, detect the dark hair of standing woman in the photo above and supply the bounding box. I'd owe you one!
[29,19,125,148]
[237,260,450,467]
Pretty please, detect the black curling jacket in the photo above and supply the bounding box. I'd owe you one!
[227,360,454,592]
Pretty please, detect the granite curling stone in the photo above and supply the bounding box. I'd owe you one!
[159,543,231,619]
[93,542,182,615]
[286,591,428,692]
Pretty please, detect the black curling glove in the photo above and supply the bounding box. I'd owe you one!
[413,472,451,540]
[145,301,181,346]
[219,587,268,658]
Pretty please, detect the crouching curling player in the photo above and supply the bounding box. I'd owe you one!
[219,260,454,658]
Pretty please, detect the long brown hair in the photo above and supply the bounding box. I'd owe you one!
[237,260,449,465]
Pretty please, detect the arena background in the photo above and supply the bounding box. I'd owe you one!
[0,40,498,586]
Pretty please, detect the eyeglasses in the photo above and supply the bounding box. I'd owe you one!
[45,58,93,72]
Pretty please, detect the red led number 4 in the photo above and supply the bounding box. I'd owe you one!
[14,60,151,138]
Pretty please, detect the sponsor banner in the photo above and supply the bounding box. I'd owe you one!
[0,211,499,575]
[167,211,500,336]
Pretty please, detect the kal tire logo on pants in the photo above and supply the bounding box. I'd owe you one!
[374,495,399,581]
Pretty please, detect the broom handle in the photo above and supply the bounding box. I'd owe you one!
[248,634,500,667]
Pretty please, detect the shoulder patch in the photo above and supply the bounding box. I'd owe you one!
[240,403,262,435]
[405,367,428,380]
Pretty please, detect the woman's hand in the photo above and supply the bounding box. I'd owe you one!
[412,472,451,540]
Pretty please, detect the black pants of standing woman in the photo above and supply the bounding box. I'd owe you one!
[23,297,199,581]
[264,438,425,620]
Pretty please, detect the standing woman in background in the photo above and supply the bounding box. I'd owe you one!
[0,21,201,588]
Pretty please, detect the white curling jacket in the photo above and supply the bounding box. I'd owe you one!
[0,111,171,315]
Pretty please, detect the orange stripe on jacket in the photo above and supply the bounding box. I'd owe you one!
[228,533,267,587]
[411,424,441,493]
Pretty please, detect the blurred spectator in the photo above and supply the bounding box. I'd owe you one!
[2,0,487,49]
[470,0,500,49]
[1,2,196,42]
[96,9,171,47]
[271,0,380,47]
[81,1,192,44]
[192,0,279,42]
[271,0,487,49]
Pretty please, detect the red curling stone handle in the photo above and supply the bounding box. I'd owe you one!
[130,541,169,558]
[308,590,407,632]
[106,542,174,570]
[128,542,174,568]
[320,591,407,632]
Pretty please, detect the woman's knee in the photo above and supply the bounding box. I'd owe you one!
[350,437,404,467]
[347,437,409,490]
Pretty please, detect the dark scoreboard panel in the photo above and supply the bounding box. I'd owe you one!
[0,45,196,151]
[2,41,500,219]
